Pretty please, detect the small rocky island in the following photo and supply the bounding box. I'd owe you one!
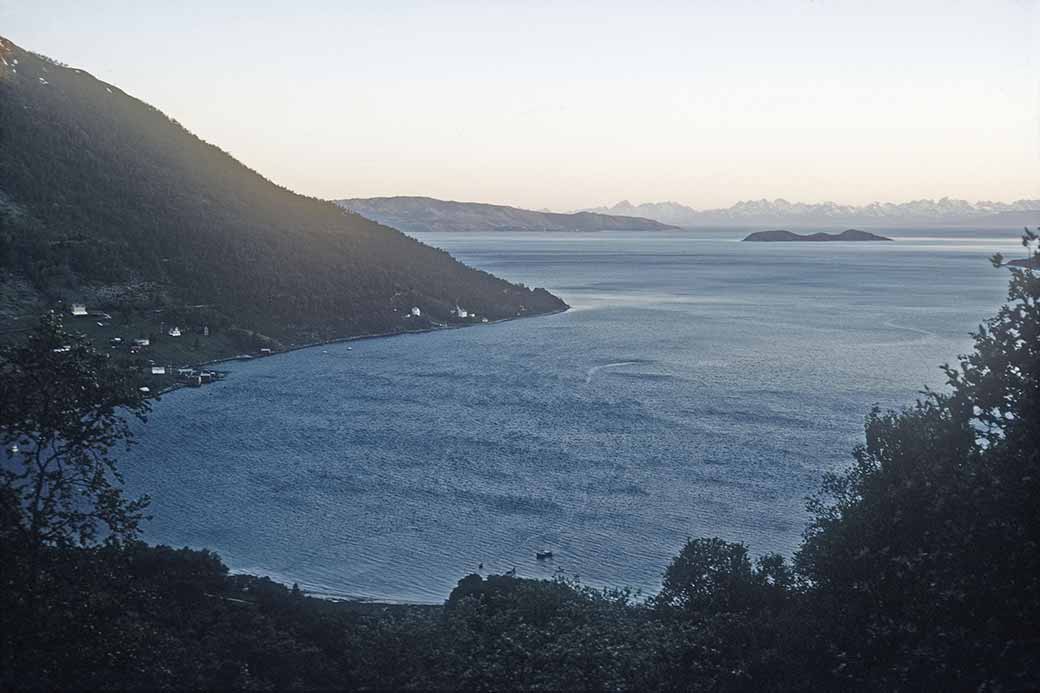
[743,229,893,242]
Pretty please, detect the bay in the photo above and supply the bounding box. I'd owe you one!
[120,227,1022,603]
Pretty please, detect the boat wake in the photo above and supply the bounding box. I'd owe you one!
[882,320,936,338]
[585,361,642,384]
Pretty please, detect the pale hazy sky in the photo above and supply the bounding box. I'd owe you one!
[4,1,1039,210]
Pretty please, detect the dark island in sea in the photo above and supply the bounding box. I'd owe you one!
[337,196,679,234]
[742,229,893,242]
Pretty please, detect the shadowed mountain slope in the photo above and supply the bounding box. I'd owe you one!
[0,37,565,342]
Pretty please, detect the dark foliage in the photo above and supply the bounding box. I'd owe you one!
[0,37,565,341]
[794,228,1040,689]
[0,314,150,554]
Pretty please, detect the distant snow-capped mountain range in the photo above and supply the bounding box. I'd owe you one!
[581,198,1040,227]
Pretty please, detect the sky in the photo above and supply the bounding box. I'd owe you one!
[4,0,1039,211]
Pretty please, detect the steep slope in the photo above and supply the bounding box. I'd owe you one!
[338,196,677,233]
[0,37,565,343]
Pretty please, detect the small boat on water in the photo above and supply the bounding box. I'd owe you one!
[535,550,554,560]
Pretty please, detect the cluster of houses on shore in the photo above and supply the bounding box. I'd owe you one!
[66,302,224,389]
[68,301,211,355]
[452,305,489,323]
[144,365,220,388]
[399,304,489,324]
[108,336,155,354]
[63,298,498,396]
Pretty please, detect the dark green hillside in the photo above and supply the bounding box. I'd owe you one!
[0,37,565,343]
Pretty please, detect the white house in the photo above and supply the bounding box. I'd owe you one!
[410,306,422,317]
[454,306,469,319]
[168,326,182,337]
[70,303,87,316]
[133,338,150,347]
[150,366,166,375]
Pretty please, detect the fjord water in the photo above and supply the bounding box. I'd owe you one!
[120,228,1022,603]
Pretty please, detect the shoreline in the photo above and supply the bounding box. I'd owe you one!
[153,306,571,605]
[224,566,444,606]
[150,305,572,603]
[157,305,569,395]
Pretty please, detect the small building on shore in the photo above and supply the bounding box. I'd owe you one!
[70,303,87,316]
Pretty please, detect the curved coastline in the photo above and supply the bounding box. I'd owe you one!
[161,305,570,394]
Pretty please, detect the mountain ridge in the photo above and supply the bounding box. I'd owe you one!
[338,196,678,233]
[583,197,1040,227]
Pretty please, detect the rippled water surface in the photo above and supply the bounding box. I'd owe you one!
[120,228,1023,602]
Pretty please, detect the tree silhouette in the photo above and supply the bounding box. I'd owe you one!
[0,314,152,558]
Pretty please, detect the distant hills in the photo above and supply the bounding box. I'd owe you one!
[585,198,1040,227]
[0,37,565,343]
[743,229,892,242]
[337,196,677,233]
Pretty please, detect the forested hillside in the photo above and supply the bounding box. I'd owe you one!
[0,37,565,342]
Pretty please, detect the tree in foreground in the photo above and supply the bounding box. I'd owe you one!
[649,230,1039,689]
[0,313,152,557]
[793,229,1040,687]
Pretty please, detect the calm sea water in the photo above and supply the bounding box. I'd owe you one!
[120,228,1023,603]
